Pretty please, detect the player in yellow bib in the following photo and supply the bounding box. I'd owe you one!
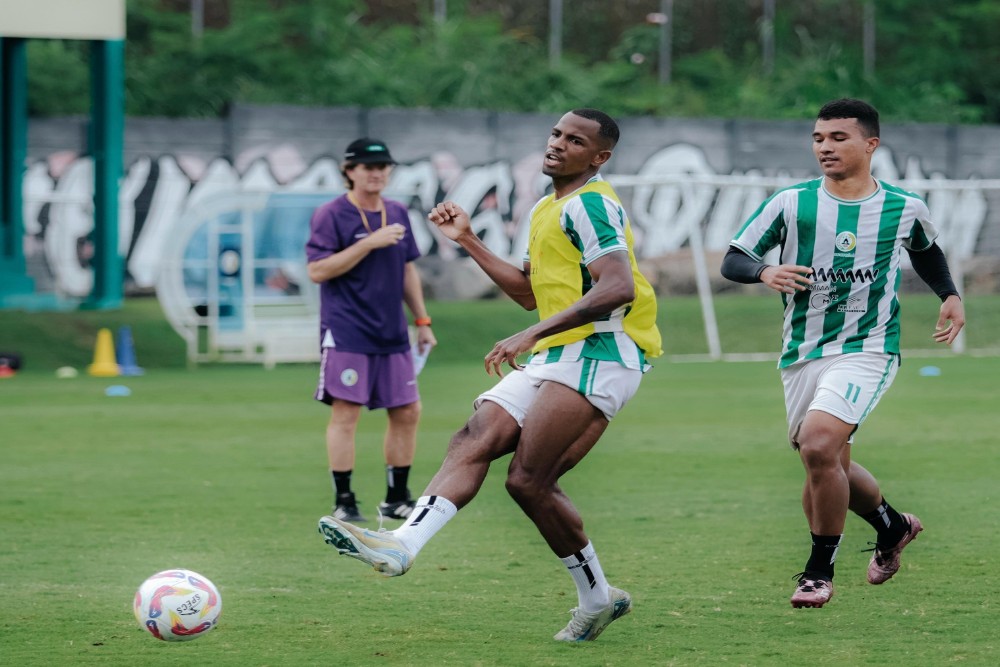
[319,108,662,643]
[527,176,660,363]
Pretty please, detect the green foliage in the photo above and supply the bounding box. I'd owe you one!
[26,40,90,115]
[21,0,1000,123]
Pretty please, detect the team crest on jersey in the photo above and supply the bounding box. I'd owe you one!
[835,232,857,253]
[340,369,359,386]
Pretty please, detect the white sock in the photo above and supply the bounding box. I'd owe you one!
[560,542,610,613]
[392,495,457,556]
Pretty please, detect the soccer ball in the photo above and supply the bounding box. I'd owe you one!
[133,569,222,641]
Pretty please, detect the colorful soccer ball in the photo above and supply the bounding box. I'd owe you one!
[133,569,222,641]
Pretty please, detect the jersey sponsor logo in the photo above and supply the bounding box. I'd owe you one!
[811,267,879,283]
[340,369,359,386]
[810,292,833,310]
[836,294,867,313]
[808,288,868,313]
[835,232,857,252]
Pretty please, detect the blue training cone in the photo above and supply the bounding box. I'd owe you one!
[116,325,145,376]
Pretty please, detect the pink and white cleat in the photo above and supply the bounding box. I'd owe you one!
[790,574,834,608]
[867,513,923,585]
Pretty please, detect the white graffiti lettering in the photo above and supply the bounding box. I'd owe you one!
[21,143,989,297]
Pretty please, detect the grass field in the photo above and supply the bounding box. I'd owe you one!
[2,293,999,370]
[2,312,998,666]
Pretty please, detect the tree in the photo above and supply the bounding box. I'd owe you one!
[21,0,1000,123]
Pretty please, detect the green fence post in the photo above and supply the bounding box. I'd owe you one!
[0,37,36,305]
[83,38,124,310]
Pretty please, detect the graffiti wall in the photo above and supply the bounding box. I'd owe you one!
[22,105,1000,299]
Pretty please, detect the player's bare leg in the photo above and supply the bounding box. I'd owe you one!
[848,461,923,584]
[320,401,519,575]
[791,410,854,607]
[797,410,854,534]
[504,381,607,555]
[327,400,362,471]
[384,401,420,467]
[421,401,521,509]
[502,381,631,641]
[327,400,365,521]
[379,401,421,519]
[847,461,882,514]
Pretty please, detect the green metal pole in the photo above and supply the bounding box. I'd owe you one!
[0,39,5,260]
[84,39,124,309]
[0,37,35,303]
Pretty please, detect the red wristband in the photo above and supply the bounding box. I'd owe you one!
[414,317,432,327]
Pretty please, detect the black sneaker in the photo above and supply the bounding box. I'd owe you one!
[377,498,416,520]
[333,492,366,522]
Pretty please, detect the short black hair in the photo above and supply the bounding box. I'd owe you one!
[570,108,620,148]
[817,98,880,138]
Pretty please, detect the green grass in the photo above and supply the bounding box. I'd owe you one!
[1,293,998,371]
[1,352,998,666]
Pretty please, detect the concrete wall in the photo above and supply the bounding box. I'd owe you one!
[22,104,1000,298]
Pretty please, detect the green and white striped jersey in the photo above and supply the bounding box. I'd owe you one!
[731,178,938,368]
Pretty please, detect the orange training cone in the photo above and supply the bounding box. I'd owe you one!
[87,328,120,377]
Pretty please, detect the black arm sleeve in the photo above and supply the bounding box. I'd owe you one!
[720,246,768,284]
[907,242,960,301]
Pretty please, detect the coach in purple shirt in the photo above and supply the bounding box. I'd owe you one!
[306,138,436,523]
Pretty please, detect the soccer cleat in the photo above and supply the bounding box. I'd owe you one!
[333,492,366,522]
[377,498,416,520]
[790,573,834,608]
[317,515,413,576]
[867,513,923,585]
[553,586,632,642]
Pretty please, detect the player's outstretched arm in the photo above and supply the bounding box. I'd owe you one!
[482,251,634,376]
[933,295,965,345]
[428,201,535,310]
[905,243,964,345]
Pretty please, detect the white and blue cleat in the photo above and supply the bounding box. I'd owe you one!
[318,515,413,577]
[553,586,632,642]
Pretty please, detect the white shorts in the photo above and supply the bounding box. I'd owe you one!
[781,352,898,446]
[475,358,643,425]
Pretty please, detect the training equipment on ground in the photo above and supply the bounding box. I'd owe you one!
[0,352,22,370]
[87,328,120,377]
[0,352,21,378]
[116,325,145,376]
[133,569,222,641]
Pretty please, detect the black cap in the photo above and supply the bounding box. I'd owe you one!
[343,138,396,165]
